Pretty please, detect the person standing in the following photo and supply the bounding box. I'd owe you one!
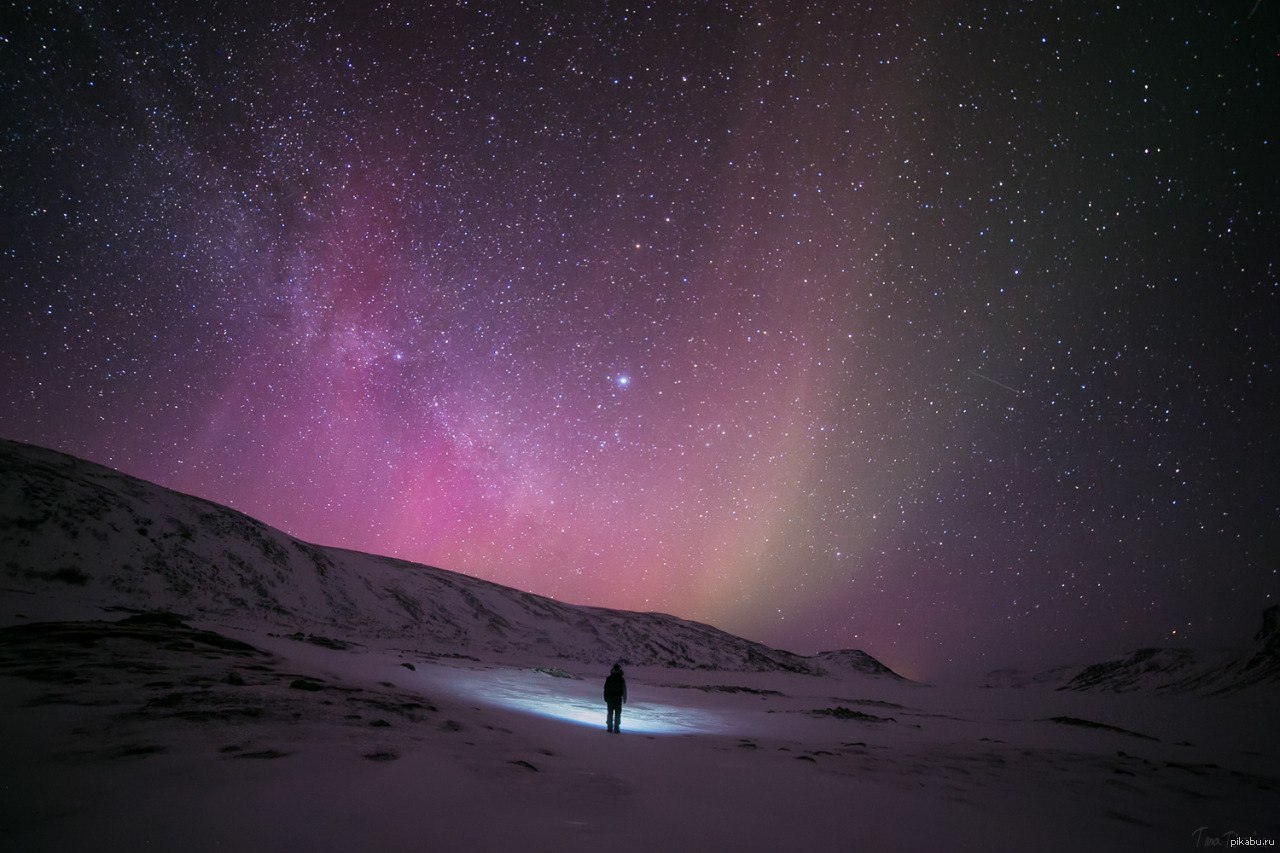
[603,663,627,733]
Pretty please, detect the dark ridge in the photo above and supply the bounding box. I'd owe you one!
[1045,716,1158,741]
[810,706,896,723]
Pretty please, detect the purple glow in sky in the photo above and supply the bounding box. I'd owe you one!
[2,1,1275,677]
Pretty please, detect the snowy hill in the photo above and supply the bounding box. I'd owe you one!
[982,607,1279,695]
[1061,607,1279,694]
[0,439,901,677]
[979,665,1081,690]
[807,648,904,678]
[4,439,1278,853]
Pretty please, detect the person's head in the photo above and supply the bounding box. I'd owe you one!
[611,663,622,674]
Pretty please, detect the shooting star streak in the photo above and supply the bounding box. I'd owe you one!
[967,370,1024,395]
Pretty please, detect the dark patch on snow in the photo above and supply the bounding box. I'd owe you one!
[828,697,904,710]
[234,749,290,760]
[1165,761,1220,776]
[0,612,262,657]
[119,611,190,628]
[289,678,325,692]
[14,566,90,585]
[808,706,896,723]
[690,684,784,696]
[109,743,166,758]
[281,632,354,651]
[1044,717,1157,740]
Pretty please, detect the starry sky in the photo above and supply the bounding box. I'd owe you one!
[2,0,1276,679]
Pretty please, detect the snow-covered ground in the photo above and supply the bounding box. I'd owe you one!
[1,439,1277,851]
[2,615,1276,852]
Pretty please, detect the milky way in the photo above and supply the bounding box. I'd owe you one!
[2,1,1275,677]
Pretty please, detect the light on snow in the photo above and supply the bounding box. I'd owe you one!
[427,667,726,735]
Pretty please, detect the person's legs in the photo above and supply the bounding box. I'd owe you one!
[614,703,622,733]
[606,703,617,732]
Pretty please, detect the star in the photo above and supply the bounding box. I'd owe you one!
[0,0,1272,679]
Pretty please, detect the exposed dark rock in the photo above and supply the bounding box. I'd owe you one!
[1045,716,1157,741]
[289,679,325,692]
[811,706,895,722]
[234,749,290,759]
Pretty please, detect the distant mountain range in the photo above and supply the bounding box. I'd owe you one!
[983,606,1279,695]
[0,439,902,678]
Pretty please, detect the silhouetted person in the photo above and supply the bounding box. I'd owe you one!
[603,663,627,733]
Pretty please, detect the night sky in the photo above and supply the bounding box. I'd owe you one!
[2,1,1276,679]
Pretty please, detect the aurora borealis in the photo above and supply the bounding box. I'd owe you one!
[2,1,1275,678]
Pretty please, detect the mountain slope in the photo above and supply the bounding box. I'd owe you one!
[0,439,901,677]
[1059,606,1280,695]
[981,606,1279,695]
